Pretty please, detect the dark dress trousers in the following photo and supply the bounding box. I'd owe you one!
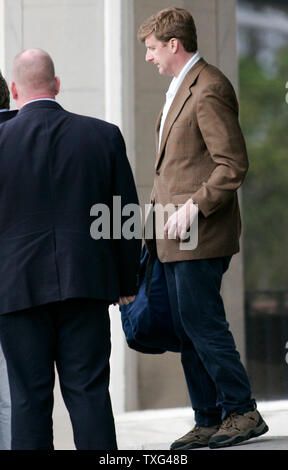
[0,100,141,449]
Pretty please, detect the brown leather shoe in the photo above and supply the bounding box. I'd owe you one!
[209,409,269,449]
[170,425,220,450]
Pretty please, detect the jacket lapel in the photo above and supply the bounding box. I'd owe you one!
[155,109,163,156]
[155,58,207,170]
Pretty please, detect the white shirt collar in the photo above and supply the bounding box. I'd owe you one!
[158,51,201,152]
[167,51,201,99]
[22,98,57,108]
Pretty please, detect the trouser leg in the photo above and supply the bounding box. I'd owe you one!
[0,307,55,450]
[55,299,117,450]
[164,263,222,426]
[164,257,255,423]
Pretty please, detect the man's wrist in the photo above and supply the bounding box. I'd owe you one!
[188,198,198,210]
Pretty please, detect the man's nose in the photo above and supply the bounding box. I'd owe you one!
[145,51,153,62]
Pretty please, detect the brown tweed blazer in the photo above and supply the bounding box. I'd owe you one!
[145,58,249,262]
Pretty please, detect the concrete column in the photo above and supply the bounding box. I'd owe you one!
[215,0,246,363]
[104,0,139,413]
[21,0,105,118]
[0,0,22,84]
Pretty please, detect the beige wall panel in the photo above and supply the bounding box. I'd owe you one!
[134,0,170,189]
[22,0,105,118]
[183,0,218,65]
[138,352,190,409]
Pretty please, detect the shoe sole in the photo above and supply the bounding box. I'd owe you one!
[209,422,269,449]
[170,442,209,450]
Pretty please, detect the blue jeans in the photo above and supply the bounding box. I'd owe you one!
[164,257,256,427]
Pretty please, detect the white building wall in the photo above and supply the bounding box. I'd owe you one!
[22,0,105,117]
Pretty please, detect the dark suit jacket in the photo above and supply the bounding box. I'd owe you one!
[0,100,141,315]
[0,109,18,124]
[146,59,249,262]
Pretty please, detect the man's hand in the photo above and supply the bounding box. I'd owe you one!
[114,296,136,306]
[164,198,199,242]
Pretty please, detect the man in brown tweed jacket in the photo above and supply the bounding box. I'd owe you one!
[138,7,268,450]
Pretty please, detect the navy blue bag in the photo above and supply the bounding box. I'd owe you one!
[120,245,180,354]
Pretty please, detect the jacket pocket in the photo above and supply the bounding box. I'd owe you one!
[171,190,200,206]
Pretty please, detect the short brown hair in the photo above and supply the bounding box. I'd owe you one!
[138,7,197,53]
[0,71,10,110]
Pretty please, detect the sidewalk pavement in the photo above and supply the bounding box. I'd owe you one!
[114,401,288,450]
[52,377,288,450]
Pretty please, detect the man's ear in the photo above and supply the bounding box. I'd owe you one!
[169,37,179,54]
[54,76,60,96]
[10,81,18,100]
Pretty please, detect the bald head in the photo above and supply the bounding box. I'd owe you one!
[11,49,60,107]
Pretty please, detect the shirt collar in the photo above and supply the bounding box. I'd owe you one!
[22,98,57,108]
[167,51,201,99]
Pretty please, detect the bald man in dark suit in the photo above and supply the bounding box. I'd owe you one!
[0,51,141,450]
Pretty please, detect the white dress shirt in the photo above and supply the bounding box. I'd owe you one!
[158,51,201,152]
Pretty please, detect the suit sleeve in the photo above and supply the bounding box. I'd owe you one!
[192,81,249,218]
[111,127,141,296]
